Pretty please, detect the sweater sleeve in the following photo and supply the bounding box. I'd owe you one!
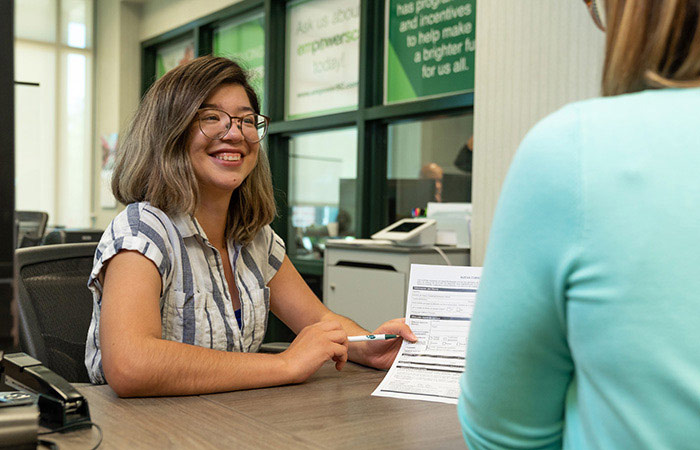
[458,105,584,449]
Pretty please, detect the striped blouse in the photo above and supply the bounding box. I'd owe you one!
[84,202,286,384]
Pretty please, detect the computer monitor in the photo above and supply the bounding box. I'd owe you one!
[441,172,472,203]
[338,178,358,235]
[391,178,437,219]
[338,178,437,225]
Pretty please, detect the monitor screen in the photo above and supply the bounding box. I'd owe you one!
[387,222,423,233]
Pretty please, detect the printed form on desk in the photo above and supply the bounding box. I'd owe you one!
[372,263,482,404]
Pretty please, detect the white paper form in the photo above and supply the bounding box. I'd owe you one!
[372,263,482,404]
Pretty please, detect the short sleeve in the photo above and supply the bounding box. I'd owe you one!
[263,225,286,284]
[88,203,174,297]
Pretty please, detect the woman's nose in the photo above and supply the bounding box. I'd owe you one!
[221,119,244,142]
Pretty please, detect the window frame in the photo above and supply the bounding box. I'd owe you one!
[14,0,95,229]
[141,0,475,276]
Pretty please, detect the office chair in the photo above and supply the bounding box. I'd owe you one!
[15,210,49,248]
[15,243,98,383]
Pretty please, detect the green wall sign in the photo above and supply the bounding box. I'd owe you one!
[385,0,476,104]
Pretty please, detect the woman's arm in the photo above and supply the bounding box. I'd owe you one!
[458,109,580,449]
[100,251,348,397]
[268,256,416,370]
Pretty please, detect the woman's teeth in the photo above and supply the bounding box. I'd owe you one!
[215,154,241,161]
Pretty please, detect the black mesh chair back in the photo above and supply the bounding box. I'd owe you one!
[15,243,98,383]
[15,210,49,248]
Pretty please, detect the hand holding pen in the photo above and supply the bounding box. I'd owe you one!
[349,319,418,370]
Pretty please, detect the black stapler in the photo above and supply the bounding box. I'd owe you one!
[0,352,91,429]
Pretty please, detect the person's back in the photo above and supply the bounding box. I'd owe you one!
[569,87,700,447]
[458,1,700,448]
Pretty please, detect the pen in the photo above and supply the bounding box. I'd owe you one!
[348,334,399,342]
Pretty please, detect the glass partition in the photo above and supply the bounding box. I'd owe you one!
[288,127,358,260]
[386,113,473,224]
[156,35,195,79]
[213,14,266,109]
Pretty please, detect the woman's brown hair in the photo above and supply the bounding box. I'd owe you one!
[602,0,700,96]
[112,56,276,244]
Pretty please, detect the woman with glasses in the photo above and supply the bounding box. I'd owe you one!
[85,56,415,396]
[459,1,700,448]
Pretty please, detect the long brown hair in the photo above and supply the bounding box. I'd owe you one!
[602,0,700,96]
[112,56,276,244]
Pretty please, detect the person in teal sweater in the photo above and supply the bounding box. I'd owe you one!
[458,1,700,448]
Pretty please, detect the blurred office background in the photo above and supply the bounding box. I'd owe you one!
[1,0,604,349]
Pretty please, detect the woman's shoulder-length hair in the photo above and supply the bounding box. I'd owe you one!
[603,0,700,96]
[111,55,276,244]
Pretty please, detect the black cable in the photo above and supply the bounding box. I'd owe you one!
[38,421,103,449]
[37,439,59,450]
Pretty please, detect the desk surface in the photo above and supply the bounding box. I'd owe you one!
[46,362,465,449]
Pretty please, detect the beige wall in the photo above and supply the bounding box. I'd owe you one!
[470,1,605,265]
[92,0,142,229]
[141,0,242,41]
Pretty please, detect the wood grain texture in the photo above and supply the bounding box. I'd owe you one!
[203,363,466,449]
[46,385,318,449]
[46,362,465,449]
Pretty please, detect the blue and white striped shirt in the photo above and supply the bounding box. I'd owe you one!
[84,202,286,384]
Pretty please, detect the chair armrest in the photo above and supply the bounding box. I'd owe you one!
[258,342,290,354]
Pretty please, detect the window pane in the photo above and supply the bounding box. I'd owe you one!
[387,113,473,223]
[58,52,91,227]
[14,43,57,220]
[213,14,265,110]
[285,0,360,119]
[289,128,358,260]
[156,36,195,79]
[61,0,93,48]
[14,0,57,43]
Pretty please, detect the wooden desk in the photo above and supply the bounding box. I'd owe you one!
[46,362,465,449]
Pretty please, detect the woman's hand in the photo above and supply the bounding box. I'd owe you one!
[354,318,417,370]
[279,320,349,383]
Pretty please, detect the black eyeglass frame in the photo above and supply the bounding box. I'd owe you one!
[197,108,271,143]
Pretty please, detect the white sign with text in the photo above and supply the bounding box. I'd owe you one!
[286,0,360,119]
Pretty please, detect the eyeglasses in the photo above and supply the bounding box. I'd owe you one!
[197,108,270,143]
[583,0,606,32]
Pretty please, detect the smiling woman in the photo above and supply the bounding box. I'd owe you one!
[110,57,275,244]
[85,55,416,397]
